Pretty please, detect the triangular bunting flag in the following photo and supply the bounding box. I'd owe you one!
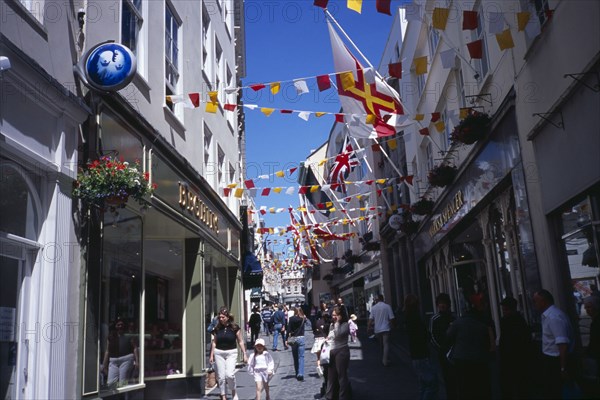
[347,0,362,14]
[293,79,309,95]
[224,103,237,111]
[250,84,265,92]
[316,74,331,91]
[270,82,281,95]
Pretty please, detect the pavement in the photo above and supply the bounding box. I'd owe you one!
[199,325,419,400]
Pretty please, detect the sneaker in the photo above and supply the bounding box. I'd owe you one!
[296,375,304,381]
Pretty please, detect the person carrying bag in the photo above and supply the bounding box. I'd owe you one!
[287,307,308,381]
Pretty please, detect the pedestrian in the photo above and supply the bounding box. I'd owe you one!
[287,307,307,381]
[261,305,273,335]
[367,294,395,366]
[584,296,600,389]
[429,293,456,400]
[446,298,494,400]
[247,338,274,400]
[325,305,351,400]
[532,289,575,399]
[271,305,287,351]
[403,294,438,400]
[249,306,262,345]
[313,312,332,397]
[209,306,248,400]
[348,314,358,343]
[498,296,531,399]
[574,290,583,316]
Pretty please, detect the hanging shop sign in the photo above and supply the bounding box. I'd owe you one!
[429,190,464,237]
[80,41,137,91]
[179,183,219,233]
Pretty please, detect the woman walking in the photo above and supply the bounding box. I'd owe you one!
[209,307,248,400]
[325,305,351,400]
[287,307,307,380]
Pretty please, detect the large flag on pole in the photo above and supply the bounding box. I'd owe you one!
[327,136,361,193]
[327,20,404,138]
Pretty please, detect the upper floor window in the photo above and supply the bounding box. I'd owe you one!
[473,9,489,79]
[165,3,181,110]
[533,0,551,27]
[428,27,440,59]
[122,0,145,76]
[204,124,213,168]
[217,147,225,185]
[19,0,43,22]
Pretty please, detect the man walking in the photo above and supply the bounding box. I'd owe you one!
[261,306,273,335]
[271,305,287,351]
[368,294,395,366]
[429,293,456,400]
[533,289,575,398]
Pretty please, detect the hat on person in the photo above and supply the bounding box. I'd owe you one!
[350,314,357,321]
[254,338,266,347]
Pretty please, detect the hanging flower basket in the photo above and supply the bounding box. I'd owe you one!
[450,110,491,145]
[399,219,420,235]
[411,198,435,215]
[427,164,457,188]
[73,156,156,208]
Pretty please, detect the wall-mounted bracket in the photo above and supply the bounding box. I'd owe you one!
[533,111,564,130]
[466,93,493,105]
[564,71,600,93]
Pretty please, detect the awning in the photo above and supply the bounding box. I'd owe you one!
[242,251,263,289]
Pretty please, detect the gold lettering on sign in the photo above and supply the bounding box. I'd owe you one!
[428,191,464,237]
[178,183,219,233]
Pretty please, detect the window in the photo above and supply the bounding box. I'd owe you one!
[217,147,225,185]
[533,0,551,27]
[426,141,434,172]
[428,27,440,59]
[473,9,489,79]
[165,4,180,111]
[416,73,426,99]
[202,3,211,75]
[122,0,143,55]
[204,124,213,169]
[215,38,223,94]
[228,162,235,184]
[394,44,400,61]
[19,0,43,22]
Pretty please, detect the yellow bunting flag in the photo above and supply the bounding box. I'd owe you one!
[376,179,386,184]
[517,12,530,31]
[329,208,336,212]
[347,0,362,14]
[227,183,238,188]
[315,112,327,117]
[366,114,376,125]
[273,187,282,194]
[387,186,393,193]
[388,138,398,150]
[275,170,285,178]
[459,108,470,119]
[415,114,425,121]
[269,208,276,214]
[208,91,218,103]
[234,188,244,198]
[434,120,446,132]
[391,204,398,211]
[206,101,218,113]
[432,8,450,30]
[318,159,327,166]
[339,71,355,90]
[414,56,428,75]
[326,202,333,208]
[261,108,275,116]
[496,29,515,50]
[270,82,280,95]
[310,185,319,193]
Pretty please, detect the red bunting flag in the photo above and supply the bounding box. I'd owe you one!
[250,84,266,92]
[224,103,237,111]
[376,0,391,16]
[419,127,430,136]
[261,188,271,196]
[316,74,332,91]
[314,0,328,8]
[467,39,483,59]
[335,114,345,123]
[280,109,293,114]
[289,167,298,174]
[463,11,478,30]
[402,175,414,185]
[189,93,200,107]
[299,186,309,195]
[223,188,231,197]
[244,179,255,189]
[431,112,441,122]
[388,62,402,79]
[371,143,381,152]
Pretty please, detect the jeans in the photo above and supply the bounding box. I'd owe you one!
[214,348,238,396]
[272,324,283,350]
[412,358,438,400]
[291,336,305,377]
[107,353,135,387]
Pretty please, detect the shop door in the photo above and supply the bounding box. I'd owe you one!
[452,259,488,316]
[0,254,27,399]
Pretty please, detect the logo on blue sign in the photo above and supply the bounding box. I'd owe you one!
[84,42,136,91]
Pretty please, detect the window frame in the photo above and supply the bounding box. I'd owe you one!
[165,2,181,112]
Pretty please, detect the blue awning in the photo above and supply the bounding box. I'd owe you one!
[243,252,263,289]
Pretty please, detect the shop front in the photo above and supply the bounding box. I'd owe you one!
[80,106,242,399]
[337,261,382,320]
[413,108,541,333]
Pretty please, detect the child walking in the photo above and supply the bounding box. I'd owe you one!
[349,314,358,343]
[247,338,275,400]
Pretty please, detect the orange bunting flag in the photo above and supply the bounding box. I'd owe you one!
[414,56,428,75]
[434,120,446,133]
[388,138,397,150]
[339,71,356,90]
[208,91,218,104]
[261,108,275,116]
[463,10,478,30]
[517,12,530,31]
[270,82,280,95]
[467,39,483,59]
[347,0,362,14]
[205,101,218,113]
[496,29,515,50]
[459,108,470,119]
[227,183,238,188]
[432,8,450,30]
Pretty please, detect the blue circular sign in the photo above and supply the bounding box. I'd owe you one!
[84,42,136,91]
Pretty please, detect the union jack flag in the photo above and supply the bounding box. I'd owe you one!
[327,137,361,193]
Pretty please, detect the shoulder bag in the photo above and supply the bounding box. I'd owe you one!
[287,318,305,345]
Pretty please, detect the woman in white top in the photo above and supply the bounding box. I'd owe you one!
[247,338,275,400]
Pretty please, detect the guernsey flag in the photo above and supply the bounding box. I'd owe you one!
[328,20,404,138]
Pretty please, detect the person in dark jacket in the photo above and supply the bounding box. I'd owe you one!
[287,307,307,381]
[429,293,456,400]
[584,295,600,387]
[404,294,438,400]
[249,306,262,345]
[499,296,531,399]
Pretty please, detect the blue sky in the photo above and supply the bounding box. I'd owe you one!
[243,1,400,252]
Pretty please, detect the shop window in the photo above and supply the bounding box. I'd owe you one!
[99,112,144,162]
[0,162,40,240]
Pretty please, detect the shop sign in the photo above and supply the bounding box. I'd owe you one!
[179,183,219,233]
[82,42,136,91]
[429,191,464,237]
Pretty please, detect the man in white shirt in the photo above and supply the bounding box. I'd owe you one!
[533,289,574,398]
[368,294,395,366]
